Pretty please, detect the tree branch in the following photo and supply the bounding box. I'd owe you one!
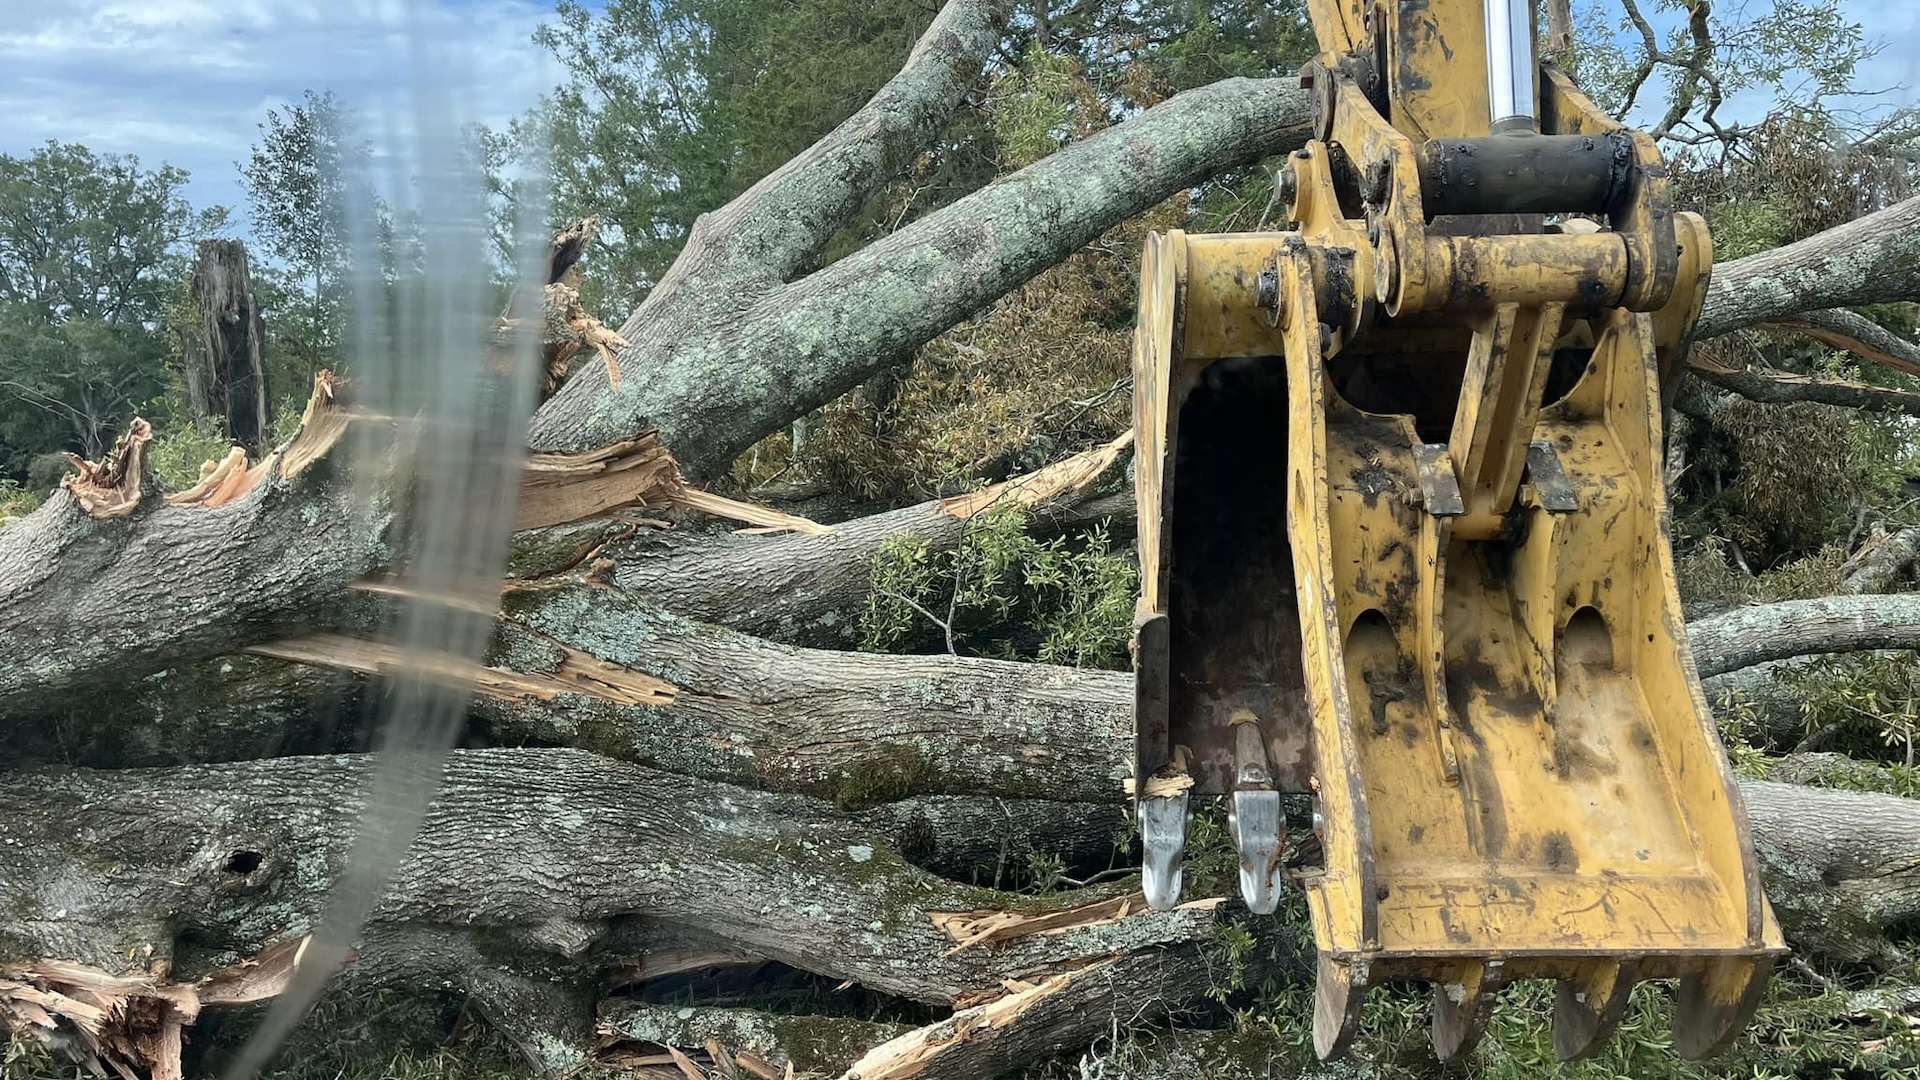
[1697,195,1920,339]
[682,0,1006,288]
[1761,308,1920,379]
[1685,354,1920,416]
[528,78,1313,476]
[1688,593,1920,679]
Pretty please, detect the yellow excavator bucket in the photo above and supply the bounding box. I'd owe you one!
[1128,0,1784,1062]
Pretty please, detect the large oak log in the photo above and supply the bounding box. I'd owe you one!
[0,748,1225,1075]
[1694,195,1920,341]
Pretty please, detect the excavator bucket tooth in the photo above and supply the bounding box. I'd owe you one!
[1229,788,1284,914]
[1228,713,1287,913]
[1136,790,1190,912]
[1312,955,1367,1061]
[1553,959,1639,1061]
[1431,959,1508,1061]
[1673,954,1775,1059]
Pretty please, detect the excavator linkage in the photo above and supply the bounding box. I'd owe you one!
[1128,0,1784,1061]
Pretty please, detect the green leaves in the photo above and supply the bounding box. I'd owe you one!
[239,90,368,377]
[0,141,222,473]
[859,506,1135,669]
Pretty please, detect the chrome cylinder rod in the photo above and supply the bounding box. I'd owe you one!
[1484,0,1538,132]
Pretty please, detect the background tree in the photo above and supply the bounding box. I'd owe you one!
[0,141,225,479]
[240,90,365,380]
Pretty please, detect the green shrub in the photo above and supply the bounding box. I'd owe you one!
[860,506,1134,668]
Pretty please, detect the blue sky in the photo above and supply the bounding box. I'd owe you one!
[1,0,1915,241]
[0,0,563,227]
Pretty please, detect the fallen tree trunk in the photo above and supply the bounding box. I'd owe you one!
[0,748,1225,1075]
[5,745,1919,1077]
[606,433,1132,648]
[1694,195,1920,341]
[1741,777,1920,964]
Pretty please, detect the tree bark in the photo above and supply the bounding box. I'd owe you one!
[1764,307,1920,379]
[181,239,270,457]
[0,748,1224,1067]
[1688,594,1920,678]
[0,386,384,720]
[1741,778,1920,963]
[1695,195,1920,340]
[608,435,1131,648]
[1686,354,1920,417]
[1841,525,1920,594]
[4,747,1918,1077]
[529,76,1315,477]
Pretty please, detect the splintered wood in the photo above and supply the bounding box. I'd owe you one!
[595,1040,784,1080]
[939,429,1133,520]
[1122,744,1194,799]
[62,370,353,519]
[60,418,152,518]
[534,281,633,396]
[169,369,354,509]
[246,633,677,707]
[928,892,1152,956]
[519,432,831,535]
[0,936,319,1080]
[836,961,1118,1080]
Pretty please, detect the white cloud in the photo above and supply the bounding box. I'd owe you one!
[0,0,558,233]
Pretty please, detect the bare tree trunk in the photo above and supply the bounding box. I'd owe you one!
[180,239,270,457]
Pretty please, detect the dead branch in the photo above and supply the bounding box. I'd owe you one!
[1842,524,1920,594]
[1764,308,1920,379]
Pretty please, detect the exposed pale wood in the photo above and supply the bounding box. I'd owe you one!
[834,949,1218,1080]
[2,937,326,1080]
[939,430,1133,519]
[245,632,676,707]
[518,432,828,534]
[929,890,1222,955]
[60,417,152,519]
